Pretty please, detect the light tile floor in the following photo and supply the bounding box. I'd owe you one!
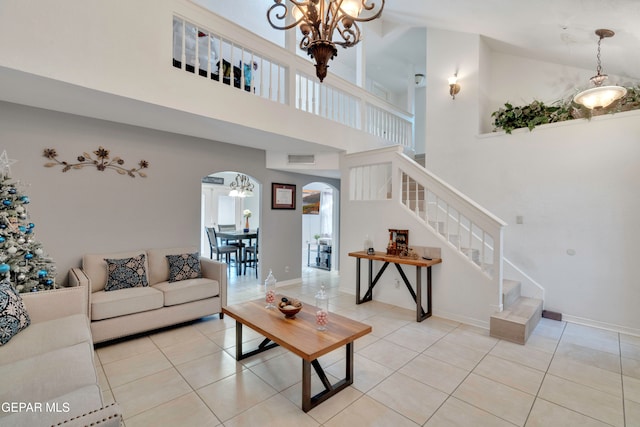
[95,267,640,426]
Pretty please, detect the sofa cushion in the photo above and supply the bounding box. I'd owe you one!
[153,278,219,306]
[91,286,163,321]
[0,279,30,346]
[0,384,104,427]
[0,341,97,405]
[147,247,198,286]
[104,253,149,291]
[0,314,91,366]
[83,250,148,293]
[167,252,202,282]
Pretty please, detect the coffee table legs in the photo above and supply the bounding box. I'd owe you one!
[233,321,354,413]
[302,342,353,412]
[234,322,279,360]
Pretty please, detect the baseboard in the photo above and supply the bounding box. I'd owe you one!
[432,309,489,330]
[275,278,303,288]
[562,314,640,337]
[337,288,490,329]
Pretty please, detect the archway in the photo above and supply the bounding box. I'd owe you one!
[302,182,339,273]
[201,171,261,288]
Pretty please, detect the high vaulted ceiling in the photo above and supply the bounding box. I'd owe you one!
[368,0,640,93]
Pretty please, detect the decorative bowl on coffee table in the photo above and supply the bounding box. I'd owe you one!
[278,297,303,318]
[278,304,302,318]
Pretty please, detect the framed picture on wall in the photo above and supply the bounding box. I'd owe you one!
[272,183,296,210]
[302,189,320,214]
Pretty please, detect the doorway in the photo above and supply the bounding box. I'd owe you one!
[201,171,261,293]
[302,182,339,273]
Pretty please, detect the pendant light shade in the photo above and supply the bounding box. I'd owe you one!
[573,85,627,110]
[573,29,626,110]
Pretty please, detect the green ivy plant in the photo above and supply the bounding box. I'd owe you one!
[491,100,572,134]
[492,85,640,134]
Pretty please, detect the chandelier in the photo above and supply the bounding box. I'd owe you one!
[267,0,385,82]
[573,29,627,110]
[229,174,254,197]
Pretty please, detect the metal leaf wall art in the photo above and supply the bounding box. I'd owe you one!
[43,147,148,178]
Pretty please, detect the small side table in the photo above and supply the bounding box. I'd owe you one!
[308,243,331,270]
[348,251,442,322]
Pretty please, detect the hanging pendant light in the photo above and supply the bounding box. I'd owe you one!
[229,174,254,197]
[573,29,626,110]
[267,0,385,82]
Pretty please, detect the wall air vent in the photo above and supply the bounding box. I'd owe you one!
[287,154,316,165]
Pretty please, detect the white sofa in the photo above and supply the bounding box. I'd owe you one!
[69,247,227,344]
[0,286,122,427]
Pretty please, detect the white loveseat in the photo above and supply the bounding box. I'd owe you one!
[0,286,122,427]
[69,247,227,344]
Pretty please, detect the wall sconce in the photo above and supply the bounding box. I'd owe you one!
[448,74,461,99]
[414,73,425,86]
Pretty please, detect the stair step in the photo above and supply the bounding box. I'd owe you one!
[490,296,542,345]
[502,279,521,309]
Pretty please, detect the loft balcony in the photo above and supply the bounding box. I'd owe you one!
[0,1,417,175]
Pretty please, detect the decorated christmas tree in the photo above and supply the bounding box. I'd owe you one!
[0,151,56,292]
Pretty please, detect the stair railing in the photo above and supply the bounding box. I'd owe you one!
[396,152,505,277]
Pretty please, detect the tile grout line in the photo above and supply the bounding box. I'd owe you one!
[422,329,524,427]
[521,319,567,427]
[530,322,625,427]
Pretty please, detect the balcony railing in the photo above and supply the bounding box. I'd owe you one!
[173,16,286,104]
[172,15,414,151]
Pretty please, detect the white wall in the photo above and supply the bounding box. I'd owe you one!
[425,28,481,181]
[425,28,640,334]
[413,86,426,155]
[0,101,339,285]
[474,114,640,333]
[191,0,284,46]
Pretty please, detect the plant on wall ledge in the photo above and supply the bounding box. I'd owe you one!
[491,100,572,134]
[43,147,149,178]
[491,85,640,134]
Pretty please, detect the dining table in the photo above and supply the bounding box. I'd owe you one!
[216,229,258,275]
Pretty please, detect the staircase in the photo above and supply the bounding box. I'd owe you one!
[344,146,544,344]
[490,279,543,344]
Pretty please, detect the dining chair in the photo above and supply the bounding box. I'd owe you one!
[244,228,259,278]
[205,227,239,271]
[218,224,242,247]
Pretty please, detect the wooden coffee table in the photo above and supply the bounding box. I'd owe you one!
[222,297,372,412]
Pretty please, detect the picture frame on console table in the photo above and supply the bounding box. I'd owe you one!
[387,229,409,256]
[271,183,296,210]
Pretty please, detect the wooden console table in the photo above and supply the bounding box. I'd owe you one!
[348,251,442,322]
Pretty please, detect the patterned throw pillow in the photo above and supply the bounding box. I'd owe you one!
[166,252,202,283]
[104,254,149,291]
[0,279,31,346]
